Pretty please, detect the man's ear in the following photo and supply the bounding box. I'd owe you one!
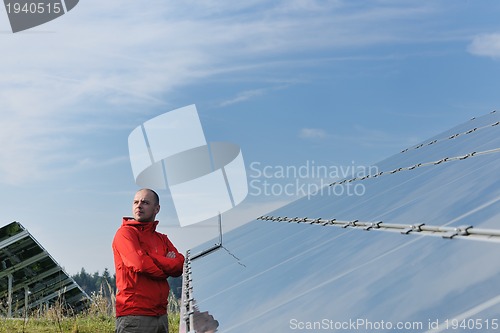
[155,205,161,215]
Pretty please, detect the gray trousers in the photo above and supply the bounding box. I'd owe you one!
[116,315,169,333]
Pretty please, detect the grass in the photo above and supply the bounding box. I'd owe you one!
[0,285,181,333]
[0,313,180,333]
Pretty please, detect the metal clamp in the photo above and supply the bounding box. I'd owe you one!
[323,219,336,226]
[390,168,403,174]
[342,220,359,228]
[401,223,425,235]
[308,218,320,224]
[364,221,382,231]
[442,225,473,239]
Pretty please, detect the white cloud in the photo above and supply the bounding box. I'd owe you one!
[219,89,267,107]
[468,33,500,59]
[218,83,293,106]
[0,0,446,184]
[299,128,329,140]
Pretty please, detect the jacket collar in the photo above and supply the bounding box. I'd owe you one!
[122,217,159,231]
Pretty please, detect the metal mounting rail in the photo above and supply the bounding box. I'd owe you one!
[257,215,500,243]
[400,113,498,154]
[181,250,196,333]
[329,147,500,186]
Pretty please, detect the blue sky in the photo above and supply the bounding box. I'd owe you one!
[1,0,500,275]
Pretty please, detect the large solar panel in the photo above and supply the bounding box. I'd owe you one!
[181,111,500,332]
[0,222,89,317]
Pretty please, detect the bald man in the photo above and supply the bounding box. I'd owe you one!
[113,189,185,333]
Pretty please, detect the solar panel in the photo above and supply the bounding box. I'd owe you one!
[181,111,500,332]
[0,222,89,317]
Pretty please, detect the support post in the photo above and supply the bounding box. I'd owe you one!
[7,274,13,318]
[24,286,29,317]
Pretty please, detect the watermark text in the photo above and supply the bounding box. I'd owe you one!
[249,160,378,199]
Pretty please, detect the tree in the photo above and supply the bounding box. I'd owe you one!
[72,268,116,297]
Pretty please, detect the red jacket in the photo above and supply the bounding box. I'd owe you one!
[112,218,185,317]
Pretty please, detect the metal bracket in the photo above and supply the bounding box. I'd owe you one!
[310,218,322,225]
[342,220,359,228]
[364,221,382,231]
[442,225,473,239]
[323,219,336,226]
[401,223,425,235]
[190,214,224,260]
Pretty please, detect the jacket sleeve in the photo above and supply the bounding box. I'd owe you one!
[149,236,185,277]
[113,227,168,280]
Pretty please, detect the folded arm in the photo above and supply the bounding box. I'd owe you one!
[149,237,185,277]
[113,227,168,279]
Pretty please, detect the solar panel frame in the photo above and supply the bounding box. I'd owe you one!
[0,221,89,317]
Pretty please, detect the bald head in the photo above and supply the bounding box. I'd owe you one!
[139,188,159,205]
[132,189,160,222]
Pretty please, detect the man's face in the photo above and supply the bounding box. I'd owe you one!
[132,190,160,222]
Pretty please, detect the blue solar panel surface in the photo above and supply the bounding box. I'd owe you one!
[185,111,500,333]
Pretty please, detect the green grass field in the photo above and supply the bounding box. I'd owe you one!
[0,313,180,333]
[0,289,180,333]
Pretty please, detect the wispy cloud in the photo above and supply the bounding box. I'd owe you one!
[0,0,453,184]
[468,33,500,59]
[299,128,329,140]
[218,83,293,107]
[219,88,267,107]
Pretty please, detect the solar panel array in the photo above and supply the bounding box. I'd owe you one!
[0,221,89,317]
[182,111,500,332]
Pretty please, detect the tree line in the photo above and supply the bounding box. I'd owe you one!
[71,268,183,299]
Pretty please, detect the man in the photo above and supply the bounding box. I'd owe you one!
[113,188,185,333]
